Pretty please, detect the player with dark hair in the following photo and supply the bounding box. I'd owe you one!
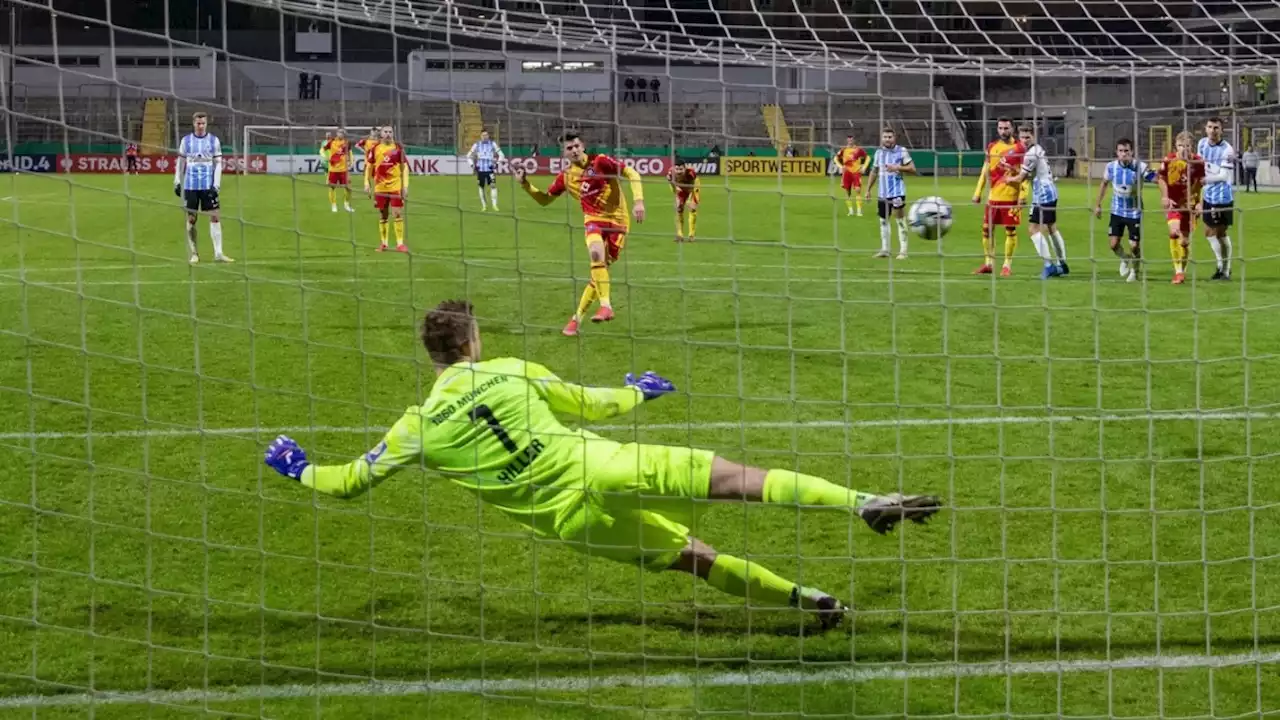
[667,160,700,242]
[972,117,1028,276]
[264,300,942,631]
[1197,117,1236,280]
[835,135,869,217]
[1095,138,1157,282]
[125,142,139,174]
[363,125,408,252]
[516,132,647,336]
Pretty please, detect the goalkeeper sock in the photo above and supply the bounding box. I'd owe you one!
[705,554,802,609]
[574,282,597,320]
[1003,227,1018,267]
[489,187,499,210]
[761,469,874,509]
[184,218,197,256]
[896,218,909,254]
[328,188,336,206]
[477,187,487,209]
[590,262,611,307]
[393,217,405,246]
[676,209,685,237]
[209,220,224,257]
[688,209,697,237]
[378,219,389,246]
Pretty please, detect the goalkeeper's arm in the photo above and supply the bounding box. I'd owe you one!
[265,412,425,499]
[524,361,646,420]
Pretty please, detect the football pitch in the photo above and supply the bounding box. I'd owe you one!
[3,171,1280,718]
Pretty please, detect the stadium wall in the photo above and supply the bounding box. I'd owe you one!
[228,62,405,100]
[10,45,217,99]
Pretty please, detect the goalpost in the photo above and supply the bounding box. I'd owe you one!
[4,0,1280,717]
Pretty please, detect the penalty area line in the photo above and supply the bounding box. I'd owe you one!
[3,649,1279,708]
[0,410,1276,441]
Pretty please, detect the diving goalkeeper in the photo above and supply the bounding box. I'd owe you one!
[264,300,941,630]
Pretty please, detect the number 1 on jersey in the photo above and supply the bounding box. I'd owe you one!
[469,404,518,453]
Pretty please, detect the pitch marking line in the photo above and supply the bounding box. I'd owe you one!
[0,410,1276,442]
[3,649,1279,708]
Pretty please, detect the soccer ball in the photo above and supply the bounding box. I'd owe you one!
[908,196,953,240]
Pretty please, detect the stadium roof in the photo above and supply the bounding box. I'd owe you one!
[247,0,1280,75]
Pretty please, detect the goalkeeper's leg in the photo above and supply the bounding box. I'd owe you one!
[671,538,847,631]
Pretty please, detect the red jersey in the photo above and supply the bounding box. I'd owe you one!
[835,146,867,173]
[667,166,698,189]
[1159,152,1204,209]
[356,137,376,163]
[546,155,631,228]
[125,144,138,157]
[978,138,1026,203]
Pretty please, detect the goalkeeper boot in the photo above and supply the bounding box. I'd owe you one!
[562,317,580,337]
[793,587,850,632]
[591,305,615,323]
[858,493,942,535]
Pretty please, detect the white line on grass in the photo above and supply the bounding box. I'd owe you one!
[0,274,985,288]
[1,410,1275,442]
[3,649,1278,709]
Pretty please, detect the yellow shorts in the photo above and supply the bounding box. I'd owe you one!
[555,442,714,571]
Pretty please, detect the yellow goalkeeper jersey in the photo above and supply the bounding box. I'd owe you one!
[301,358,644,536]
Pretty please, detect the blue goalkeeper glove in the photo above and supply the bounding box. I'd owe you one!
[625,371,675,401]
[264,434,310,480]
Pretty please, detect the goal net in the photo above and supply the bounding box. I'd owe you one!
[3,0,1279,716]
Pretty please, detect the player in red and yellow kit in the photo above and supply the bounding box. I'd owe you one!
[972,118,1029,276]
[667,161,700,242]
[1158,131,1205,285]
[362,125,408,252]
[517,132,646,337]
[835,136,869,216]
[355,129,378,164]
[321,130,354,213]
[263,300,943,632]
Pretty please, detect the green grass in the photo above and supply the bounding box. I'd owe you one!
[3,170,1280,718]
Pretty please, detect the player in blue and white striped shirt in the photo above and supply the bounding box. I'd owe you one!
[863,127,916,259]
[1009,124,1068,278]
[467,130,506,211]
[1198,117,1236,280]
[173,112,230,264]
[1094,138,1156,282]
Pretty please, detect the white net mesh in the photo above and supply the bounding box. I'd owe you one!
[3,0,1280,717]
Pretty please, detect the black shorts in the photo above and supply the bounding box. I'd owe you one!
[1202,202,1234,229]
[126,156,137,168]
[1108,214,1141,242]
[1030,201,1057,225]
[183,189,219,213]
[476,170,495,187]
[878,195,905,219]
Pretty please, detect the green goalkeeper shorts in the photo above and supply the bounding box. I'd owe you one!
[555,442,714,571]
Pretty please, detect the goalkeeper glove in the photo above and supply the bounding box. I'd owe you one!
[625,371,675,401]
[264,434,310,480]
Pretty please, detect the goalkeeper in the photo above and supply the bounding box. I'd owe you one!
[264,300,941,630]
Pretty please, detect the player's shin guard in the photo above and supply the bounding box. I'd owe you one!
[393,217,405,246]
[589,262,611,307]
[705,554,803,609]
[1003,227,1018,267]
[762,469,874,509]
[1221,235,1232,275]
[209,221,224,257]
[574,282,597,320]
[378,220,389,246]
[1051,228,1067,262]
[980,223,994,266]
